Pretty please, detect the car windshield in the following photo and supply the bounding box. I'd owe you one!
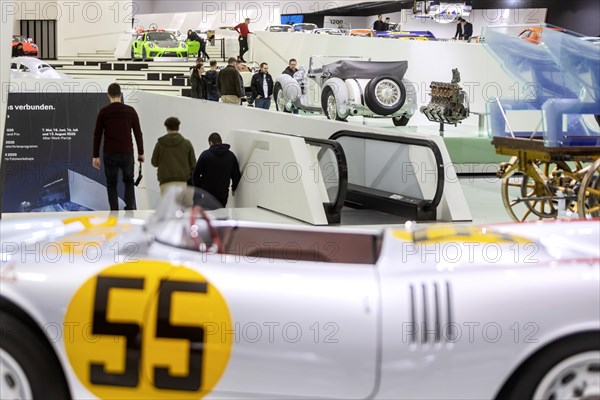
[147,32,176,41]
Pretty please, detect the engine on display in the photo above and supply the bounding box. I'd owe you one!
[420,68,470,124]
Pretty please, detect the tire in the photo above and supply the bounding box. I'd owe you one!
[393,115,410,126]
[364,76,406,116]
[274,83,290,113]
[321,86,347,122]
[0,310,71,399]
[142,47,147,62]
[498,334,600,400]
[131,47,136,61]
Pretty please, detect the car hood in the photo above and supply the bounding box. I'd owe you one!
[151,40,179,48]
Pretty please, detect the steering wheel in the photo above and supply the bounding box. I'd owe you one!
[190,205,223,254]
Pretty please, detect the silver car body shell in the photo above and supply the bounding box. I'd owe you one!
[276,57,418,119]
[0,215,599,399]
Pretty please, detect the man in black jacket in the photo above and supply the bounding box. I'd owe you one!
[461,19,473,41]
[251,62,274,110]
[282,59,298,77]
[454,18,464,39]
[192,132,241,207]
[92,83,144,210]
[373,14,386,31]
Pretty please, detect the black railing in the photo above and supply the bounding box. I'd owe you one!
[330,130,445,221]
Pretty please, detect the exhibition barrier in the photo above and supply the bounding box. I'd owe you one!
[228,130,334,225]
[131,91,472,222]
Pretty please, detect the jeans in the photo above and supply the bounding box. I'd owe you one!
[254,98,271,110]
[103,152,136,210]
[207,93,220,102]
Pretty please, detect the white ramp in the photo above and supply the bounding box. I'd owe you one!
[228,130,331,225]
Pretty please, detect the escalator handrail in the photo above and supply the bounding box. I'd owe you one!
[329,130,445,212]
[258,130,348,221]
[304,137,348,218]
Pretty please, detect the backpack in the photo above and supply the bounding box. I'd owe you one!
[205,70,218,94]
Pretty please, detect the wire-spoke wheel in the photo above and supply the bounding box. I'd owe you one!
[577,158,600,219]
[374,79,401,107]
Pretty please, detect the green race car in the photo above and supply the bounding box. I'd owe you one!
[131,31,188,61]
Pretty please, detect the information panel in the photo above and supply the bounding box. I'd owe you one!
[0,92,122,213]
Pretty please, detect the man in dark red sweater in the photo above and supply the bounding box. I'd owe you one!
[92,83,144,210]
[234,18,251,62]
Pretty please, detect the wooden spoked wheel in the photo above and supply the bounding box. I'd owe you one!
[577,158,600,219]
[502,160,573,222]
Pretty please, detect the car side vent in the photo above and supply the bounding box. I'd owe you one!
[408,281,455,345]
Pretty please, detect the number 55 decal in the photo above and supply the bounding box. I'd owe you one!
[65,262,232,399]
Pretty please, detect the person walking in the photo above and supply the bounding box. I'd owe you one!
[192,132,241,207]
[92,83,144,210]
[190,63,207,99]
[251,62,274,110]
[151,117,196,195]
[205,60,220,102]
[218,57,243,105]
[234,17,251,62]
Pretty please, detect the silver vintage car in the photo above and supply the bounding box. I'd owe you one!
[274,56,417,126]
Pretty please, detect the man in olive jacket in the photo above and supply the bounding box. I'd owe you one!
[217,57,242,104]
[151,117,196,195]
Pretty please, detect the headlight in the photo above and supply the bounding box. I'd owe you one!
[31,44,38,48]
[181,43,187,49]
[148,43,155,48]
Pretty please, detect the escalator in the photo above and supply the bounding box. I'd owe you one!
[330,130,445,221]
[251,129,445,224]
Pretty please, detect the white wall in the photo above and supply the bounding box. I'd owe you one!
[140,0,378,16]
[4,0,132,57]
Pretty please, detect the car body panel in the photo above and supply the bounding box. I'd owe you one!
[266,25,293,32]
[10,57,70,79]
[1,207,599,399]
[375,30,436,40]
[275,56,417,123]
[349,29,374,37]
[292,23,318,33]
[131,31,188,60]
[518,26,564,44]
[12,35,38,56]
[413,1,473,23]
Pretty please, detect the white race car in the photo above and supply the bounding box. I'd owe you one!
[1,188,599,400]
[10,57,70,79]
[274,56,417,126]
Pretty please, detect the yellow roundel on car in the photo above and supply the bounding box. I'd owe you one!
[392,225,534,244]
[64,261,232,399]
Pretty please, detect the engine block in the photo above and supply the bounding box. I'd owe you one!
[420,69,470,124]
